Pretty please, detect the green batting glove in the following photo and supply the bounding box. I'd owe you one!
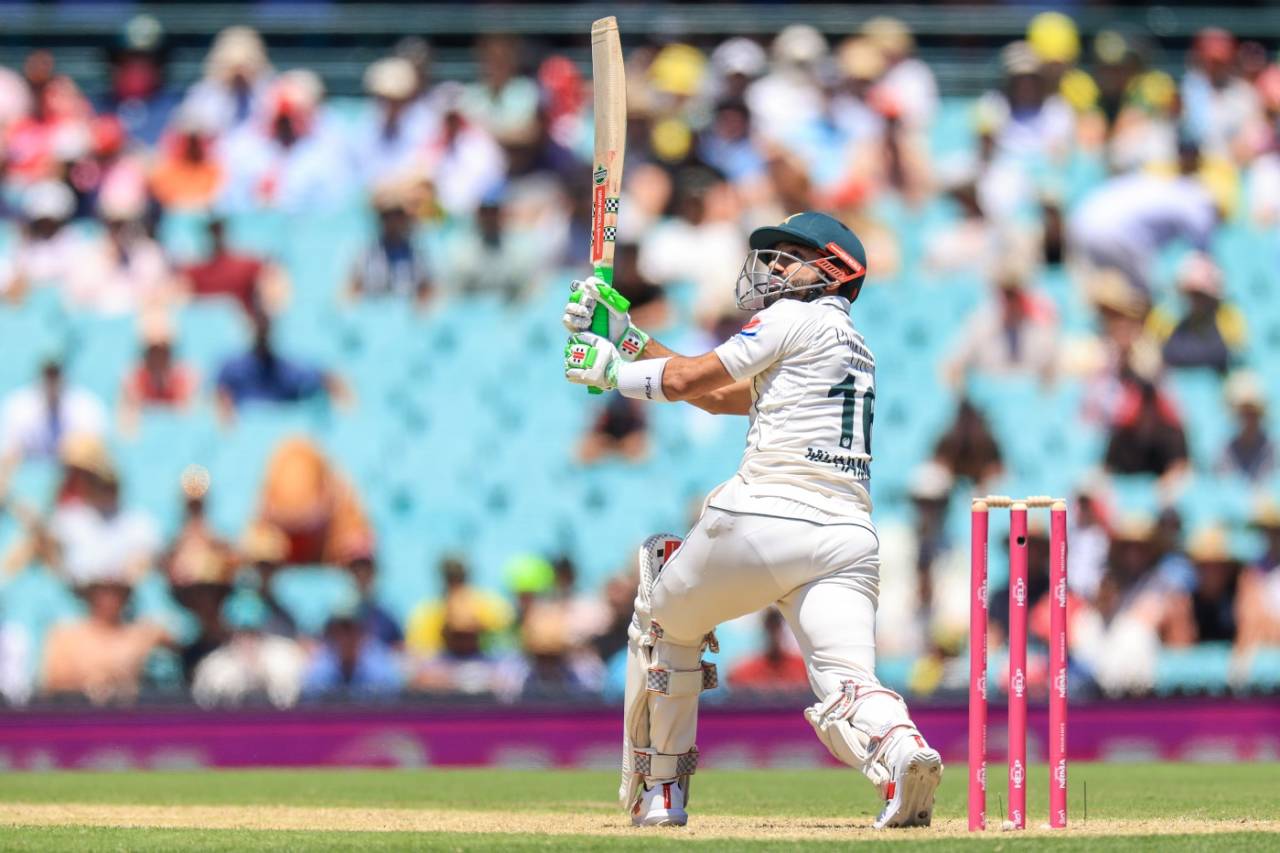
[564,277,650,361]
[564,333,620,391]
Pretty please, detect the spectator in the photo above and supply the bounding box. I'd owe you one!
[944,265,1060,387]
[460,35,539,147]
[215,306,348,422]
[1147,253,1246,374]
[1066,477,1112,600]
[698,99,767,186]
[907,460,953,620]
[419,83,506,216]
[1181,29,1260,159]
[1151,507,1196,594]
[98,15,179,147]
[64,189,173,315]
[181,26,273,135]
[302,598,403,699]
[638,166,746,321]
[1215,372,1275,482]
[164,465,237,679]
[118,312,199,433]
[1162,526,1241,645]
[47,434,161,587]
[254,437,369,565]
[340,537,403,648]
[5,51,93,184]
[589,572,639,664]
[549,556,609,647]
[860,16,938,129]
[1084,514,1167,694]
[515,597,603,697]
[748,25,827,130]
[218,70,352,212]
[1103,376,1190,483]
[180,218,287,315]
[41,569,170,704]
[191,592,307,708]
[439,192,550,298]
[728,607,808,691]
[0,181,83,300]
[578,394,649,464]
[347,183,432,303]
[353,56,438,187]
[1067,139,1216,294]
[149,105,224,210]
[0,360,107,465]
[976,41,1074,161]
[708,37,768,104]
[405,557,512,657]
[933,397,1004,486]
[66,114,151,223]
[1236,499,1280,650]
[409,559,516,696]
[238,522,298,638]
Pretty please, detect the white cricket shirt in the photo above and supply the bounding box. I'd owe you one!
[708,294,876,523]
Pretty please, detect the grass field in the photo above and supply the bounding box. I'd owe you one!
[0,763,1277,850]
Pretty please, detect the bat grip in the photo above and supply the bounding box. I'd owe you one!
[586,265,613,396]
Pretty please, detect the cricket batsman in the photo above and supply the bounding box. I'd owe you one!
[562,212,943,828]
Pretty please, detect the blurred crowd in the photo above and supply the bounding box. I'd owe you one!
[1,11,1279,706]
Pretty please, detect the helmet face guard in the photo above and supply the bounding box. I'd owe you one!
[734,245,862,311]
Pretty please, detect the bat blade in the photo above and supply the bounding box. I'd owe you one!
[586,15,627,394]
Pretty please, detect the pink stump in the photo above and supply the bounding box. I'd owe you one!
[1008,504,1028,829]
[968,502,989,832]
[1049,503,1069,829]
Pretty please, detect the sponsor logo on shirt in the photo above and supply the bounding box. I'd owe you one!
[738,316,761,338]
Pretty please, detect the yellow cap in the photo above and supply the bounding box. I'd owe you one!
[1028,12,1080,64]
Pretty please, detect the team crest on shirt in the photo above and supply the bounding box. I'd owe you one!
[738,316,761,338]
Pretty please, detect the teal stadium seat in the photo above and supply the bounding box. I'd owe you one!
[1154,642,1233,696]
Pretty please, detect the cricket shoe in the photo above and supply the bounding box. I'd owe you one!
[873,738,943,829]
[631,778,688,827]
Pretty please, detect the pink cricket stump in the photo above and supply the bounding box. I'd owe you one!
[1007,504,1028,830]
[1049,502,1069,828]
[968,501,989,832]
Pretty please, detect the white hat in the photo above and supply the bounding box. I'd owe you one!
[1224,371,1265,411]
[364,56,417,100]
[772,24,828,66]
[207,26,269,81]
[711,37,768,78]
[908,460,953,501]
[23,181,75,221]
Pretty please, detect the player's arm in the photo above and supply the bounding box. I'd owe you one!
[636,338,752,413]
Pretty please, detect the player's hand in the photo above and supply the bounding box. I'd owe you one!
[563,277,649,361]
[564,333,620,390]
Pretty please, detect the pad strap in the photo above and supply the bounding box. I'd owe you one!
[633,746,698,780]
[646,662,718,696]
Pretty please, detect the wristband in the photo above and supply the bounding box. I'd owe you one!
[616,357,670,402]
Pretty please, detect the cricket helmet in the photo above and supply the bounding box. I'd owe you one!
[736,211,868,310]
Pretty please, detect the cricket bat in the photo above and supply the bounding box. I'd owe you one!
[577,15,630,394]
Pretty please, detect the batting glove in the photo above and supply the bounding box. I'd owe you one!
[563,277,650,361]
[564,333,620,391]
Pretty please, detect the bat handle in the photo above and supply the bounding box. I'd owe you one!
[586,264,613,396]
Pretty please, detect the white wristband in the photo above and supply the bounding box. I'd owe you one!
[616,358,670,402]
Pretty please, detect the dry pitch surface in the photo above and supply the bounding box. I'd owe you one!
[0,764,1276,850]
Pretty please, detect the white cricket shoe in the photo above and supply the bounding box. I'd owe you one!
[631,779,688,827]
[873,738,943,829]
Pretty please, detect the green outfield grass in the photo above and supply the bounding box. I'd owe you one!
[0,763,1276,850]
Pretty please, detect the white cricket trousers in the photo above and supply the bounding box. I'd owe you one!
[651,504,881,698]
